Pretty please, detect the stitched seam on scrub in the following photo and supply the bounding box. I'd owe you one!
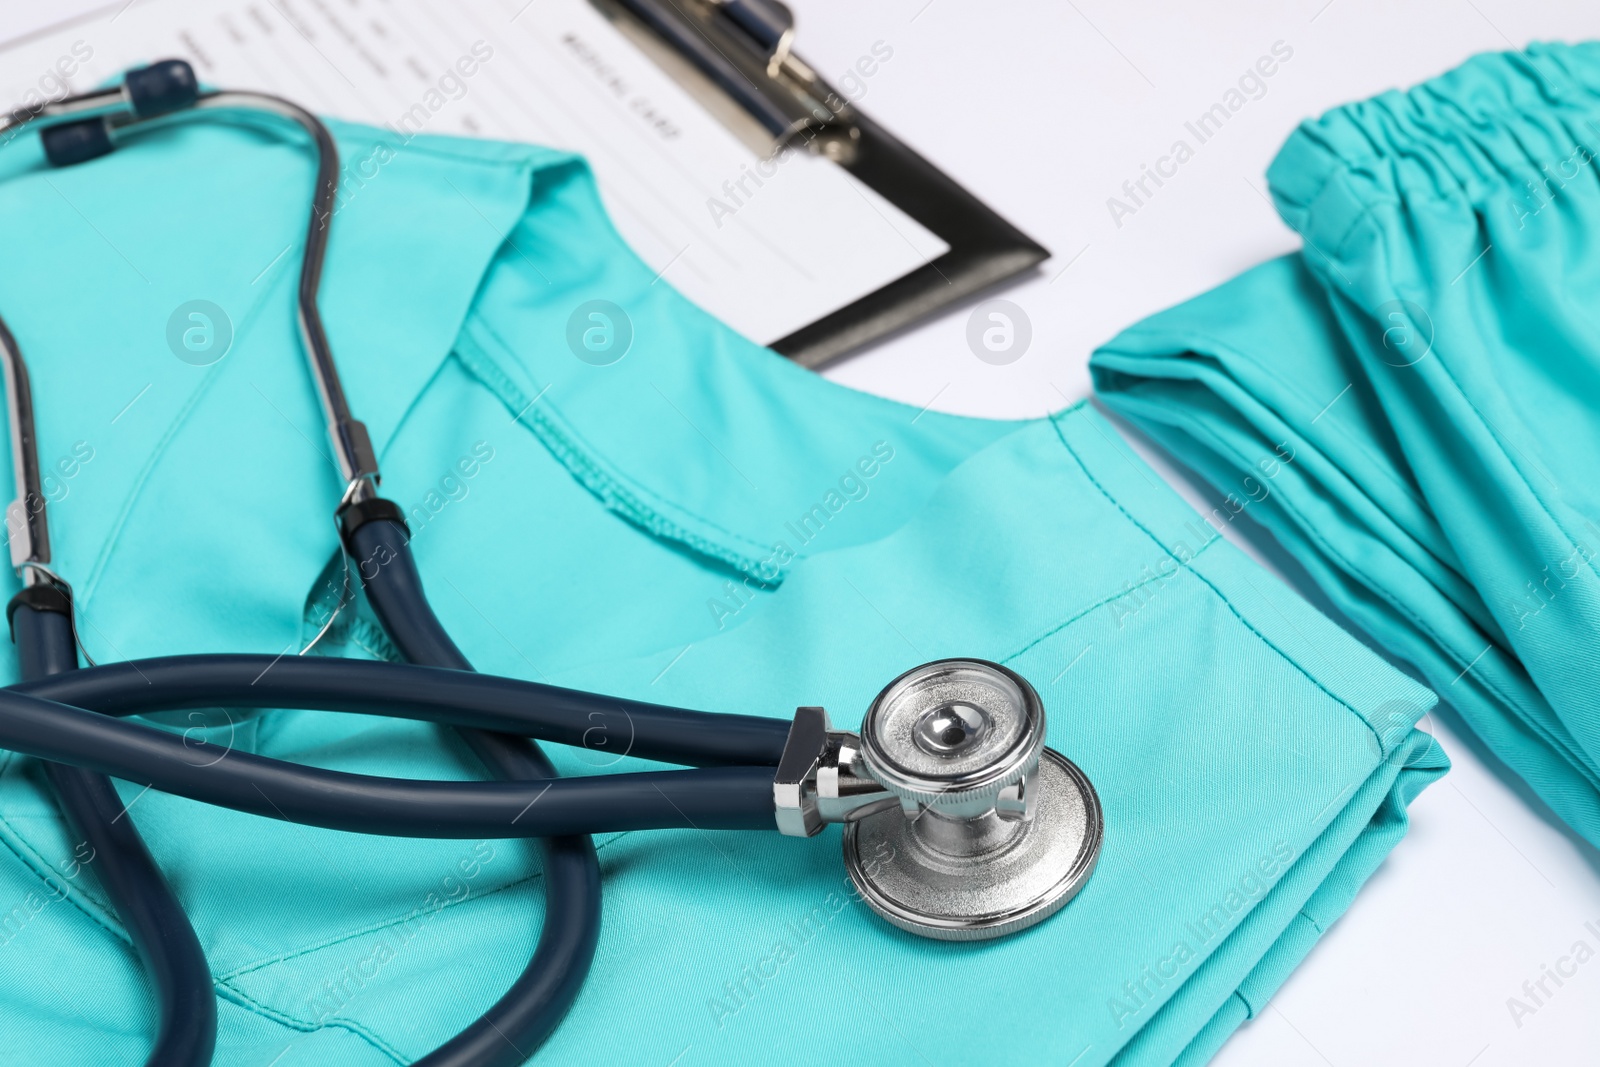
[0,751,130,947]
[210,983,408,1065]
[214,865,552,982]
[464,359,757,569]
[1049,409,1390,757]
[348,615,400,662]
[216,831,630,982]
[461,318,779,561]
[998,536,1225,666]
[451,329,782,578]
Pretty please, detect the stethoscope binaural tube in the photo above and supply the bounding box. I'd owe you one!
[3,60,380,492]
[2,59,598,1065]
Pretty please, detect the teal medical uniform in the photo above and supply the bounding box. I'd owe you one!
[0,101,1442,1064]
[1094,41,1600,849]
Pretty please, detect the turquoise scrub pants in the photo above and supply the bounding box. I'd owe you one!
[1095,41,1600,849]
[0,99,1441,1063]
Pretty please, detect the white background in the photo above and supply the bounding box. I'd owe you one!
[798,2,1600,1065]
[4,2,1600,1064]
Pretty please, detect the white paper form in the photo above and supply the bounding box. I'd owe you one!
[0,0,948,344]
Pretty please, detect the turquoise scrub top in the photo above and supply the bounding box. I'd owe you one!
[1093,41,1600,849]
[0,100,1443,1065]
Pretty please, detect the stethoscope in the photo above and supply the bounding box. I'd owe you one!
[0,61,1104,1067]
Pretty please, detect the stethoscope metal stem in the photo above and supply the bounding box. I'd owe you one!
[5,84,383,500]
[0,87,126,140]
[0,315,51,584]
[189,91,380,495]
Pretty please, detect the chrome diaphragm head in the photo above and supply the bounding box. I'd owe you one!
[773,659,1103,940]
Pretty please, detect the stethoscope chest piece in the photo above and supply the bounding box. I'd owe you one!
[841,660,1102,940]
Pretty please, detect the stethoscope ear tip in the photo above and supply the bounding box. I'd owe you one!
[42,119,113,167]
[125,59,200,119]
[37,58,200,169]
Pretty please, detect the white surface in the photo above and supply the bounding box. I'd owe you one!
[5,2,1600,1064]
[0,0,946,344]
[792,1,1600,1065]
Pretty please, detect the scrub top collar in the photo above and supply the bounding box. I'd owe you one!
[430,148,1030,583]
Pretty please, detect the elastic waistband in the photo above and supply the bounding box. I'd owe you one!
[1268,41,1600,253]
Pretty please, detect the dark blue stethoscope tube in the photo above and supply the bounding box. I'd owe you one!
[10,654,790,768]
[12,601,217,1067]
[0,685,777,837]
[343,511,597,1067]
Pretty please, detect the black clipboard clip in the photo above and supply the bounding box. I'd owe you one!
[592,0,1050,368]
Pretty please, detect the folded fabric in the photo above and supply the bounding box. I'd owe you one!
[1093,41,1600,846]
[0,104,1442,1064]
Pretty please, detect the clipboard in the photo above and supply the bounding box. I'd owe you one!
[590,0,1050,369]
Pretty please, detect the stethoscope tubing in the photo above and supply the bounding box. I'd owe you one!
[8,652,790,768]
[344,516,603,1067]
[0,683,778,837]
[13,603,218,1067]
